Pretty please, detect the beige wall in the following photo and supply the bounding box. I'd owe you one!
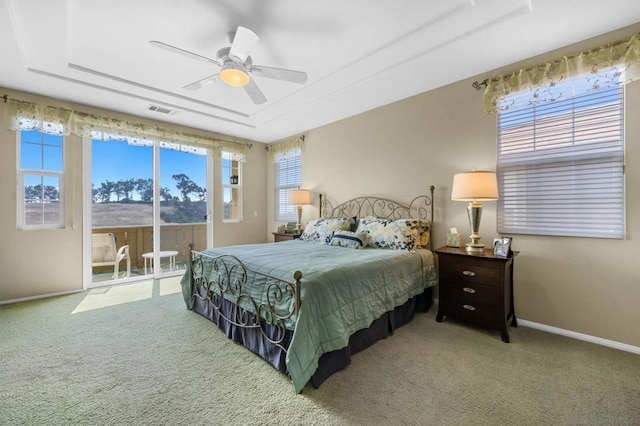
[214,143,268,247]
[0,89,267,302]
[268,24,640,348]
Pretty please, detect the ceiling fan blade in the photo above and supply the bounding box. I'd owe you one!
[250,65,307,84]
[183,74,220,91]
[149,41,222,67]
[229,26,259,63]
[243,78,267,104]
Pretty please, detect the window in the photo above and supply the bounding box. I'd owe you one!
[221,151,242,222]
[497,71,624,238]
[17,130,65,229]
[274,154,301,221]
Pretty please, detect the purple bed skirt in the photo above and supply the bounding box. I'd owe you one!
[190,286,433,390]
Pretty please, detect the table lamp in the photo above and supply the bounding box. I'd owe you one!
[451,171,498,253]
[288,189,311,233]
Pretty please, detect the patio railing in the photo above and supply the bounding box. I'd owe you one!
[92,223,206,274]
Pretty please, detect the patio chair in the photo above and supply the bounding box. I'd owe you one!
[92,233,131,279]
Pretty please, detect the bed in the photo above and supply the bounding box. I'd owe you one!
[181,187,437,393]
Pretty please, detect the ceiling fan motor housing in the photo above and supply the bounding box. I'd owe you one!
[217,46,252,66]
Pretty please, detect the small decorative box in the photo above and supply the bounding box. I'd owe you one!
[446,232,462,248]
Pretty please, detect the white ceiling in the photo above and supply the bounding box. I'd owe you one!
[1,0,640,143]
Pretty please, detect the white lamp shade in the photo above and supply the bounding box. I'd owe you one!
[288,189,311,205]
[451,171,499,201]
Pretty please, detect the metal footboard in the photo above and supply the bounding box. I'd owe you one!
[188,250,302,352]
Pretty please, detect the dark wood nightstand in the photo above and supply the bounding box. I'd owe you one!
[435,246,518,343]
[272,232,301,242]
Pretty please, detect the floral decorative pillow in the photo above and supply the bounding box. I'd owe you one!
[416,220,430,248]
[300,217,353,244]
[329,230,368,249]
[356,217,429,250]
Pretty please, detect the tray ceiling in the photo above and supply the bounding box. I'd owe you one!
[1,0,639,143]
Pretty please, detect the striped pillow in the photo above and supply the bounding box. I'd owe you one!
[329,230,368,249]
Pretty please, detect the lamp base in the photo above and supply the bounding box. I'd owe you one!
[465,242,486,253]
[296,205,303,233]
[465,202,486,253]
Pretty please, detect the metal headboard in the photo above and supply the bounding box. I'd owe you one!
[319,185,435,249]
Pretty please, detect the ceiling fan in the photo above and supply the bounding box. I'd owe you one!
[150,26,307,104]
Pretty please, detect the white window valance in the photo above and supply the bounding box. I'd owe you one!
[483,33,640,114]
[219,140,247,162]
[268,135,304,163]
[4,99,248,161]
[4,99,70,135]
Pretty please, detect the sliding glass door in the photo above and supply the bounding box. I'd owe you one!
[85,138,211,286]
[157,144,210,275]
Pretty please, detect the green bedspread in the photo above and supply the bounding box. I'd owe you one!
[180,240,437,393]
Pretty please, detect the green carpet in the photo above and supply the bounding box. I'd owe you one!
[1,278,639,425]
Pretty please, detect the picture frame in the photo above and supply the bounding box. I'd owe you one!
[285,222,297,234]
[277,224,286,234]
[493,236,512,257]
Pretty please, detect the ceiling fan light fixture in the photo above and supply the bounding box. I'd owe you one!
[220,63,250,87]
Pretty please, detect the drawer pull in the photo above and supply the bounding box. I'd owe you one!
[463,304,476,311]
[462,270,476,277]
[463,287,476,294]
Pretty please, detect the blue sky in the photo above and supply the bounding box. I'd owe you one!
[92,139,207,199]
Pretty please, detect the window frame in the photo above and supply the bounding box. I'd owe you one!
[496,71,625,239]
[274,154,301,222]
[16,130,65,230]
[221,151,242,223]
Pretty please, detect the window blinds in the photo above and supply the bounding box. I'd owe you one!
[274,155,301,221]
[497,80,624,239]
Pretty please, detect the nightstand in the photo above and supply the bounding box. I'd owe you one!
[272,232,301,242]
[435,246,518,343]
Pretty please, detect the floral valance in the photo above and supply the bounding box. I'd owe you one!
[4,99,71,135]
[267,135,304,163]
[4,99,249,161]
[483,33,640,114]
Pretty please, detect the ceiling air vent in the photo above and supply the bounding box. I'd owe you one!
[148,105,179,115]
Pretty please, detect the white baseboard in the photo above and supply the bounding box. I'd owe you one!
[519,319,640,355]
[0,289,84,306]
[433,293,638,355]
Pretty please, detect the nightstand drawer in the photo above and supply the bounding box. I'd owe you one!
[442,280,500,307]
[439,258,500,287]
[446,301,500,328]
[272,232,300,242]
